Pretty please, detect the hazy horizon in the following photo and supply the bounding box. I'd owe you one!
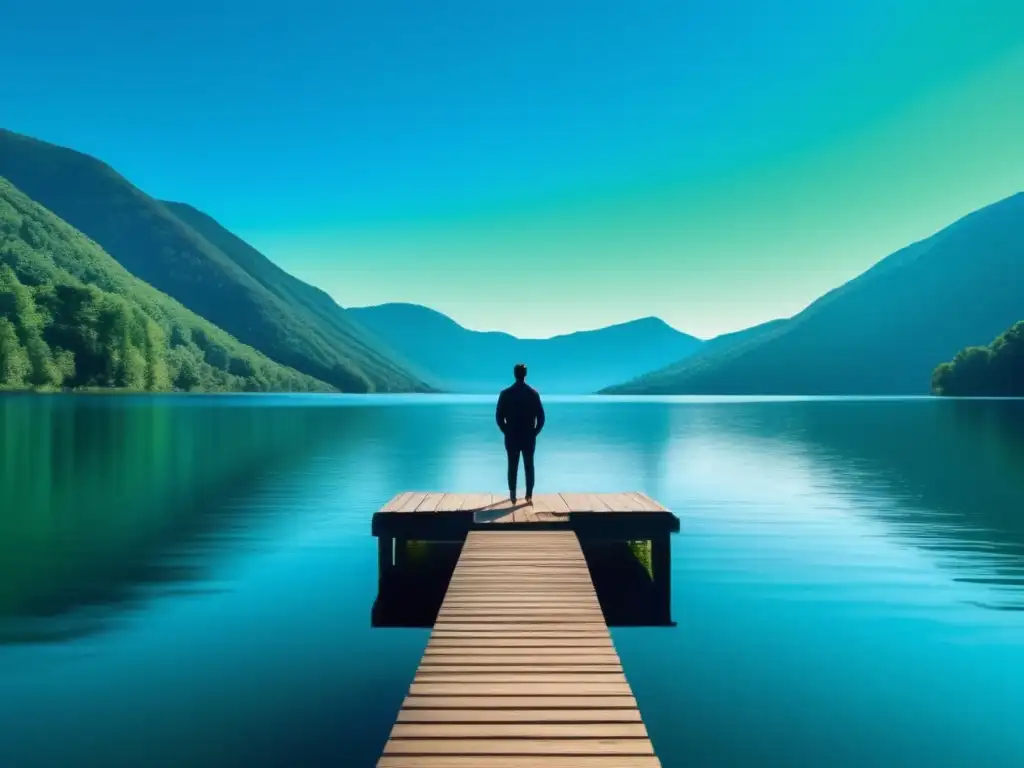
[4,0,1022,338]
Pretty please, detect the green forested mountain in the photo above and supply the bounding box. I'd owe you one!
[932,321,1024,396]
[0,176,330,392]
[607,192,1024,395]
[0,129,428,393]
[349,302,703,393]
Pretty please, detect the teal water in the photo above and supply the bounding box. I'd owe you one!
[1,394,1023,767]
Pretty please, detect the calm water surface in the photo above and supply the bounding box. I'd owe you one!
[1,394,1024,767]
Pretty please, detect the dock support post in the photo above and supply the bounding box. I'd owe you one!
[394,538,409,569]
[651,532,672,624]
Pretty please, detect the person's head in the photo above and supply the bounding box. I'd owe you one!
[513,363,527,382]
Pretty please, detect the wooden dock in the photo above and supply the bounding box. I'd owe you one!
[373,492,679,540]
[375,493,679,767]
[379,530,661,767]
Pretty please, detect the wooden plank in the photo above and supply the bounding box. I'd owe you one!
[442,588,596,594]
[528,495,552,514]
[458,493,492,511]
[438,592,598,599]
[383,738,655,755]
[412,674,629,685]
[396,708,643,723]
[445,575,592,582]
[435,613,607,620]
[447,582,593,588]
[421,652,619,660]
[379,758,661,768]
[453,555,587,561]
[408,681,633,695]
[441,576,593,582]
[426,639,615,649]
[441,593,597,599]
[434,493,462,512]
[439,599,601,606]
[443,569,590,574]
[379,492,412,512]
[438,606,604,613]
[524,495,564,521]
[437,610,606,618]
[558,493,591,513]
[630,491,669,512]
[390,723,649,739]
[600,492,647,512]
[412,673,632,683]
[530,495,559,512]
[415,493,446,513]
[429,625,609,633]
[417,665,624,674]
[379,530,658,766]
[473,511,517,525]
[378,491,674,515]
[454,552,587,558]
[514,504,538,523]
[446,569,589,575]
[433,600,600,608]
[401,695,639,709]
[397,492,428,513]
[536,495,577,514]
[447,568,590,573]
[442,578,591,584]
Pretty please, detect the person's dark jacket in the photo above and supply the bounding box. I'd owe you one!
[496,381,545,444]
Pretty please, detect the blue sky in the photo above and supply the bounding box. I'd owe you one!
[3,0,1023,338]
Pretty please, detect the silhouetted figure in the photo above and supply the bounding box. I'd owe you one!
[496,363,545,504]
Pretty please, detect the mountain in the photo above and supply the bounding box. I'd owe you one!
[932,321,1024,396]
[0,129,428,393]
[609,319,789,393]
[160,201,433,385]
[0,176,329,391]
[605,192,1024,395]
[348,302,703,393]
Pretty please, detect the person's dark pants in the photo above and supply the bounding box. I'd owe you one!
[505,437,536,500]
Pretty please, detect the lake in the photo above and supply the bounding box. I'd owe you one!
[1,394,1023,767]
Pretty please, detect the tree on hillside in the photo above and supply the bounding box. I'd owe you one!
[933,321,1024,396]
[1,177,332,392]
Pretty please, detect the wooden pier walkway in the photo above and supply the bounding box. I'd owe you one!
[373,492,679,541]
[377,527,665,767]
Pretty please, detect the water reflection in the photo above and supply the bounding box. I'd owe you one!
[3,395,1024,639]
[0,396,405,642]
[1,394,1023,768]
[752,399,1024,613]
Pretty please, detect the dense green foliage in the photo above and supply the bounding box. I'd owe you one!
[349,302,702,393]
[0,177,331,392]
[607,192,1024,395]
[0,129,428,393]
[932,321,1024,396]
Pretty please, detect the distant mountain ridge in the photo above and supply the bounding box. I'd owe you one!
[0,129,429,393]
[606,192,1024,395]
[348,302,703,393]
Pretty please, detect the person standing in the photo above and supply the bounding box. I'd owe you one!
[495,363,545,504]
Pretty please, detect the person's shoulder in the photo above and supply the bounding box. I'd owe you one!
[527,384,541,397]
